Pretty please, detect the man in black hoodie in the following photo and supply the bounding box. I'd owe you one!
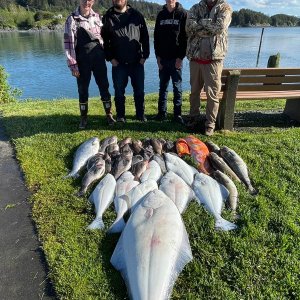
[153,0,187,124]
[102,0,150,122]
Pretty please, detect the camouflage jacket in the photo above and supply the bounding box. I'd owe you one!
[185,0,232,61]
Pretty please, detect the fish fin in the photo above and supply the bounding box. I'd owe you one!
[87,218,104,230]
[249,186,259,196]
[111,236,126,272]
[219,183,230,202]
[107,218,126,234]
[88,194,94,204]
[77,189,85,197]
[174,228,193,272]
[215,217,237,231]
[166,227,193,297]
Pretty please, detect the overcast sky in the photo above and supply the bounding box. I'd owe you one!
[152,0,300,17]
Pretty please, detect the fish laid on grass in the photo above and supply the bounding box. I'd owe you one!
[220,146,258,195]
[150,138,163,155]
[212,170,238,214]
[205,140,221,155]
[106,143,120,158]
[110,189,193,300]
[108,179,158,233]
[64,137,100,178]
[184,135,212,175]
[132,154,144,166]
[163,140,176,153]
[112,144,133,180]
[209,152,241,182]
[78,156,106,196]
[164,152,198,186]
[114,171,139,199]
[99,136,118,153]
[151,154,167,174]
[192,172,237,231]
[131,140,143,155]
[142,145,154,160]
[118,137,132,148]
[87,173,116,230]
[131,159,149,181]
[159,171,195,213]
[140,160,162,183]
[108,172,139,233]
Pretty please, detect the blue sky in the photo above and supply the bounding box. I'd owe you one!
[151,0,300,17]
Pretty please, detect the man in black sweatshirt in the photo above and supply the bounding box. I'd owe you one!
[153,0,187,124]
[102,0,150,122]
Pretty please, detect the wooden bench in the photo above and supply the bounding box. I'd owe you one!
[200,68,300,130]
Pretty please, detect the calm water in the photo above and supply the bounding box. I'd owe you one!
[0,27,299,100]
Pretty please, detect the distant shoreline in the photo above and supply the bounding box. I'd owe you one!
[1,24,300,33]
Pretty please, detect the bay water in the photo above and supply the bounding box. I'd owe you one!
[0,27,299,100]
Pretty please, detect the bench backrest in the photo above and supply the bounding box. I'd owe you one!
[221,68,300,92]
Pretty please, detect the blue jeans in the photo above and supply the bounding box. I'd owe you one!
[158,59,182,116]
[112,62,145,119]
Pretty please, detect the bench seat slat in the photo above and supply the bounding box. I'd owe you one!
[200,90,300,100]
[237,76,300,84]
[237,84,300,91]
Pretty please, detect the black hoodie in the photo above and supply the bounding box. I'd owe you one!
[154,2,187,60]
[102,5,150,64]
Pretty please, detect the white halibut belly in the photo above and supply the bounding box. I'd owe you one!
[111,190,192,300]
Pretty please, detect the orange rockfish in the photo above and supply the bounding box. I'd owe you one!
[176,138,190,156]
[184,135,212,175]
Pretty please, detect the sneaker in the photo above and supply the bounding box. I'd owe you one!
[204,127,214,136]
[117,117,126,123]
[137,115,147,122]
[106,114,116,126]
[79,116,87,129]
[173,115,185,125]
[151,113,167,121]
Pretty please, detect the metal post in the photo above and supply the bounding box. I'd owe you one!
[256,27,265,67]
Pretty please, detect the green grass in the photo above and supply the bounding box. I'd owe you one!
[1,94,300,300]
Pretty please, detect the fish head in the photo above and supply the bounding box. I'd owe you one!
[91,137,100,145]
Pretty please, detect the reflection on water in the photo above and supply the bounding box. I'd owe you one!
[0,27,299,100]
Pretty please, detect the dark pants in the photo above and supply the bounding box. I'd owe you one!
[112,62,145,119]
[158,58,182,116]
[76,45,111,106]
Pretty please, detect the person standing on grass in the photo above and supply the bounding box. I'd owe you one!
[64,0,115,129]
[153,0,187,125]
[185,0,232,136]
[101,0,150,123]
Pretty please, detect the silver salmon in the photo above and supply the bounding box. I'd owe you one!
[64,137,100,178]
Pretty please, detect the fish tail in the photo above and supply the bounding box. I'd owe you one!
[76,188,86,197]
[215,217,237,231]
[248,185,259,196]
[63,172,79,179]
[87,218,104,230]
[107,218,126,234]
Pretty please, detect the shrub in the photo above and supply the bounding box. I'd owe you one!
[34,11,55,21]
[0,66,22,104]
[16,15,35,29]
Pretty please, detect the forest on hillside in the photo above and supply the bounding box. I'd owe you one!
[0,0,299,29]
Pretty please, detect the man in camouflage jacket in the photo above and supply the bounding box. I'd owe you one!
[185,0,232,136]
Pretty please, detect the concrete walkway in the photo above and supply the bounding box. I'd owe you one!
[0,120,56,300]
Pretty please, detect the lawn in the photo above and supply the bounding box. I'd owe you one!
[1,94,300,300]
